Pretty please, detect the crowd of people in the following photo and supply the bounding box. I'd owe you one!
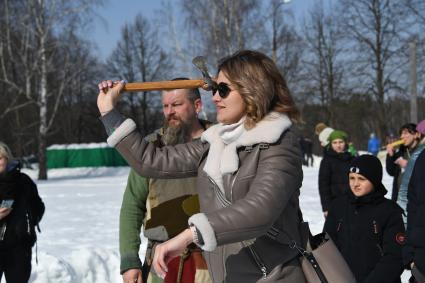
[97,49,425,283]
[314,119,425,283]
[1,49,424,283]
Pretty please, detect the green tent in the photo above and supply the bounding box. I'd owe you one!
[47,143,128,169]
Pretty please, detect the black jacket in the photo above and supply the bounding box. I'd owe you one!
[405,149,425,274]
[318,149,353,211]
[0,162,44,249]
[386,146,408,201]
[324,188,405,283]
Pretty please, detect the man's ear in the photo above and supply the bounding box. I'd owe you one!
[194,98,202,114]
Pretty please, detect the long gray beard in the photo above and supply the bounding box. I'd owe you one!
[162,121,191,146]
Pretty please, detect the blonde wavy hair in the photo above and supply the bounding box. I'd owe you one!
[0,141,13,161]
[217,50,300,129]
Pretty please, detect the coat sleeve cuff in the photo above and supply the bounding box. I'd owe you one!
[106,119,137,147]
[120,252,143,274]
[99,108,126,136]
[188,213,217,251]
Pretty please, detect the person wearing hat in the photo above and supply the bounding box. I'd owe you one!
[404,146,425,282]
[386,123,422,202]
[315,122,334,148]
[324,155,405,283]
[318,130,354,217]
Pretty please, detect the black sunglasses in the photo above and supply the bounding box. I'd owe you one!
[211,82,231,98]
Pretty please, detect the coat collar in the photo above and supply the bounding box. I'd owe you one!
[200,112,292,193]
[201,112,292,148]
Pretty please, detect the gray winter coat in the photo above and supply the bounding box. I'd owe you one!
[102,110,306,283]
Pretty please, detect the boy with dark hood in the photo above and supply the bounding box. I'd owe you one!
[324,155,405,283]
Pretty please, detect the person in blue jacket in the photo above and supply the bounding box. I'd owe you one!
[368,133,381,156]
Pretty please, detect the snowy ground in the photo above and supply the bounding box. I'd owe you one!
[1,156,410,282]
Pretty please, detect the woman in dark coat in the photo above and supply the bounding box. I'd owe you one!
[318,130,354,217]
[324,155,405,283]
[0,142,45,283]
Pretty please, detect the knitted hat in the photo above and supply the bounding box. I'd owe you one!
[416,119,425,135]
[319,127,334,147]
[328,130,348,143]
[349,155,385,192]
[315,123,327,135]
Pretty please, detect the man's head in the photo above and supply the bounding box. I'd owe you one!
[399,123,420,148]
[161,78,202,145]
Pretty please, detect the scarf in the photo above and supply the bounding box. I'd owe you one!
[201,112,292,193]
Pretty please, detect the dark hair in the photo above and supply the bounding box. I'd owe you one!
[217,50,300,129]
[170,77,201,102]
[399,123,417,135]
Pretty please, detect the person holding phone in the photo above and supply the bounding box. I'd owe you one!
[0,141,45,283]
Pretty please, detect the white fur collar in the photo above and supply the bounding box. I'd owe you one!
[201,112,292,192]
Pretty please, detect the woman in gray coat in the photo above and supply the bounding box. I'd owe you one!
[97,50,306,283]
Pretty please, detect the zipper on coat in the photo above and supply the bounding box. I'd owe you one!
[230,170,240,203]
[247,244,268,278]
[208,176,231,207]
[336,219,343,232]
[26,213,31,235]
[373,220,384,256]
[208,172,268,279]
[0,223,6,241]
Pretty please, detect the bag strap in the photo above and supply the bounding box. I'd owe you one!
[267,218,330,283]
[303,252,329,283]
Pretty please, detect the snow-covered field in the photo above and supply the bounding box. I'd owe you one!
[1,157,409,282]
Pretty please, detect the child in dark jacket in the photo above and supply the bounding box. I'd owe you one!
[318,130,354,217]
[324,155,405,283]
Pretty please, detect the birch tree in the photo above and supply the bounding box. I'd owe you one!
[0,0,103,179]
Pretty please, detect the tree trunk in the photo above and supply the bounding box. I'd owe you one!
[38,36,48,180]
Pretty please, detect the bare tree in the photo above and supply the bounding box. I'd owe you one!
[301,1,345,126]
[338,0,410,139]
[107,13,174,134]
[180,0,263,65]
[264,0,303,87]
[405,0,425,25]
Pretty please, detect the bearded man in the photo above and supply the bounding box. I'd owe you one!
[118,79,212,283]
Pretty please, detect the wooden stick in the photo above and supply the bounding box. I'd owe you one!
[122,79,208,92]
